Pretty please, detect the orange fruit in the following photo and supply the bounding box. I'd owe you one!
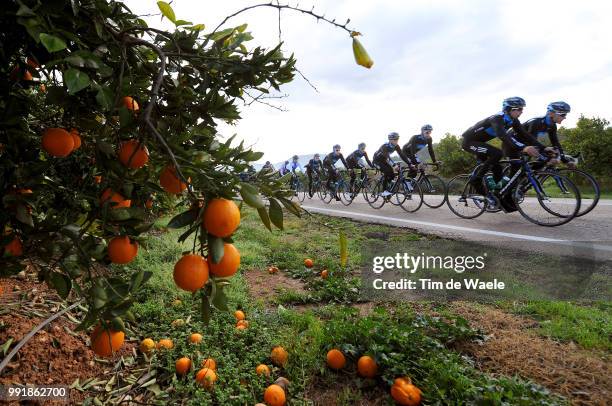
[122,96,140,111]
[304,258,314,268]
[23,70,33,81]
[173,254,209,292]
[201,358,217,370]
[145,198,153,209]
[208,243,240,278]
[189,333,203,344]
[321,270,329,279]
[203,198,240,238]
[195,368,217,389]
[157,339,174,350]
[263,384,286,406]
[159,165,188,194]
[90,324,124,357]
[268,266,279,274]
[107,236,138,264]
[175,357,192,376]
[39,83,46,92]
[236,324,247,330]
[236,320,249,329]
[118,140,149,169]
[326,349,346,370]
[100,188,131,209]
[391,377,422,406]
[234,310,246,321]
[256,364,271,376]
[4,236,23,257]
[26,57,40,69]
[139,338,155,354]
[270,346,288,367]
[42,128,74,157]
[70,128,81,150]
[357,355,378,378]
[94,175,102,184]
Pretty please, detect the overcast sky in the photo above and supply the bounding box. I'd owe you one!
[128,0,612,163]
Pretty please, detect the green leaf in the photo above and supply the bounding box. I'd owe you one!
[269,198,284,230]
[235,23,248,33]
[16,5,36,17]
[64,69,90,94]
[239,183,264,209]
[111,317,125,332]
[130,269,152,291]
[257,207,271,232]
[174,19,192,26]
[188,24,206,31]
[49,272,72,299]
[339,230,348,267]
[118,106,133,128]
[211,284,228,310]
[95,86,114,111]
[167,209,197,229]
[208,234,225,264]
[279,197,301,217]
[107,208,132,221]
[39,33,67,52]
[157,1,176,23]
[16,204,34,227]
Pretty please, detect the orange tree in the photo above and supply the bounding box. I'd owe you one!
[0,0,371,347]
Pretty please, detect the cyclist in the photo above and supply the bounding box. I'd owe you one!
[402,124,438,176]
[289,155,303,173]
[372,132,413,197]
[305,153,323,197]
[323,144,348,201]
[278,160,290,176]
[261,160,274,173]
[346,143,373,194]
[461,97,540,197]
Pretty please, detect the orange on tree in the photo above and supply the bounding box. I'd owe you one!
[326,349,346,370]
[159,164,188,194]
[195,368,217,389]
[304,258,313,268]
[208,243,240,277]
[90,324,124,357]
[175,357,192,376]
[390,377,422,406]
[118,139,149,169]
[157,338,174,350]
[42,128,74,157]
[3,236,23,257]
[201,358,217,370]
[100,188,131,209]
[107,236,138,264]
[70,128,81,150]
[357,355,378,378]
[173,254,209,292]
[270,346,288,367]
[145,198,153,209]
[234,310,246,321]
[263,384,286,406]
[256,364,271,376]
[321,269,329,279]
[139,338,155,354]
[189,333,203,344]
[203,198,240,237]
[122,96,140,111]
[94,175,102,184]
[236,320,249,329]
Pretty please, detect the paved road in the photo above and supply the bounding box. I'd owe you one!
[301,196,612,261]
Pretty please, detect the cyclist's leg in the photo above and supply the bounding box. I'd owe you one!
[502,142,521,179]
[379,160,395,192]
[307,169,314,196]
[463,140,501,192]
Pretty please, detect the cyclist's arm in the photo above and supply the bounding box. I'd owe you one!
[364,152,373,168]
[547,126,568,162]
[515,120,546,150]
[339,154,348,169]
[402,143,417,164]
[394,144,412,165]
[426,138,437,163]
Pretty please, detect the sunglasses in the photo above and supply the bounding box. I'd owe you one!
[511,107,524,112]
[555,112,567,118]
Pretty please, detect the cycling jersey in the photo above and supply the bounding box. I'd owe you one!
[346,149,373,168]
[305,158,322,172]
[402,134,436,163]
[462,112,531,150]
[290,161,302,173]
[373,142,412,165]
[278,163,289,176]
[520,116,566,160]
[323,151,348,168]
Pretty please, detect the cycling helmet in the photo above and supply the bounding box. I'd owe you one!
[358,142,366,149]
[502,97,526,111]
[284,160,289,164]
[421,124,433,132]
[265,161,270,165]
[333,144,341,150]
[388,132,400,141]
[292,155,299,160]
[547,101,571,114]
[314,153,320,158]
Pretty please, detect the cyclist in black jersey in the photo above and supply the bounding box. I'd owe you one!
[461,97,541,195]
[305,153,322,197]
[261,161,274,174]
[372,132,413,196]
[278,160,290,176]
[323,144,348,201]
[402,124,437,176]
[346,143,373,193]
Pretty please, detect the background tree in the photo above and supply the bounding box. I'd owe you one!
[433,133,473,178]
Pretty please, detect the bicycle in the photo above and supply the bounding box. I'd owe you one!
[365,164,423,212]
[343,167,374,204]
[414,162,447,208]
[320,170,351,205]
[446,154,581,226]
[306,171,323,200]
[288,173,306,202]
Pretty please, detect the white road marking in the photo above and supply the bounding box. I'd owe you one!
[301,204,612,253]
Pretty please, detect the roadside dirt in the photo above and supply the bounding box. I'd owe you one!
[243,267,308,307]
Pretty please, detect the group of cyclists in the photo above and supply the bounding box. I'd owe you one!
[258,97,601,226]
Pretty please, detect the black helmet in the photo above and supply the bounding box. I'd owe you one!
[314,153,320,158]
[292,155,298,160]
[502,97,526,111]
[265,161,271,165]
[358,142,366,149]
[333,144,341,150]
[547,101,571,114]
[388,132,400,141]
[421,124,433,132]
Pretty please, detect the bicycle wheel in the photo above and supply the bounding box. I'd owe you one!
[554,168,600,217]
[514,171,580,226]
[390,178,405,207]
[296,179,306,202]
[446,174,486,219]
[366,179,386,209]
[319,182,333,204]
[398,178,423,213]
[339,176,354,206]
[420,174,447,208]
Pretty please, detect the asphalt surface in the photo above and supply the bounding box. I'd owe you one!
[301,195,612,262]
